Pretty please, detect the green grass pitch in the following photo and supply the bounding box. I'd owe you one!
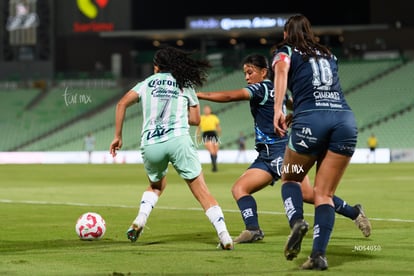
[1,163,413,275]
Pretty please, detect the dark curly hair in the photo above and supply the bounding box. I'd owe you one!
[153,46,212,90]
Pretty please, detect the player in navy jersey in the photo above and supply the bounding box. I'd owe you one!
[272,14,370,270]
[109,46,233,250]
[197,54,370,244]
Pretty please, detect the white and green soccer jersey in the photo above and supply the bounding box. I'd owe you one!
[131,72,199,146]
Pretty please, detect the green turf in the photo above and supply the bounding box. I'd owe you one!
[1,163,413,275]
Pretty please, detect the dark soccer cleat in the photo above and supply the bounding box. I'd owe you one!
[284,219,309,260]
[126,224,143,242]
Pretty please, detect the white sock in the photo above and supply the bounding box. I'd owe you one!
[133,191,159,227]
[205,205,228,236]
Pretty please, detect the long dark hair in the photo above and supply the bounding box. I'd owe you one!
[276,14,332,61]
[153,46,212,89]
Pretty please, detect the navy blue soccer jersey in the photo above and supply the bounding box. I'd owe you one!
[273,45,352,115]
[245,79,288,145]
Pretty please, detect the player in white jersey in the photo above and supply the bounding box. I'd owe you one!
[109,46,233,250]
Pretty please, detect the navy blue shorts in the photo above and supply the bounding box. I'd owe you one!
[248,142,287,185]
[288,110,357,157]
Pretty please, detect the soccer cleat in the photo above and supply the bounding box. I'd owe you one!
[284,219,309,260]
[354,204,372,237]
[218,231,234,250]
[233,229,264,243]
[301,253,328,270]
[126,224,143,242]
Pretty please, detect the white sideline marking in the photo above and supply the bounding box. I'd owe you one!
[1,199,414,223]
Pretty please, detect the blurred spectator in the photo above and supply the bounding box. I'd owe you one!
[84,132,95,163]
[235,131,247,163]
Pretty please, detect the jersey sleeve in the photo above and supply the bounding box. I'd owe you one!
[185,87,199,107]
[272,45,292,68]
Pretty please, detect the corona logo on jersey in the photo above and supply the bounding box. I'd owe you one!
[74,0,114,32]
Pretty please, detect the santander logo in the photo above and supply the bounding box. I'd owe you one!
[77,0,109,19]
[74,0,114,32]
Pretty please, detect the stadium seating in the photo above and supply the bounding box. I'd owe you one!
[0,87,121,151]
[1,57,413,152]
[0,88,41,150]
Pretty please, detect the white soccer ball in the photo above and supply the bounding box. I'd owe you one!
[75,212,106,240]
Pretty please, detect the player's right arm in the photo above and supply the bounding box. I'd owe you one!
[188,104,201,126]
[110,90,139,157]
[196,89,249,102]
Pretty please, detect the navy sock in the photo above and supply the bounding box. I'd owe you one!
[281,182,304,228]
[237,195,259,230]
[333,196,359,220]
[312,204,335,257]
[211,154,217,168]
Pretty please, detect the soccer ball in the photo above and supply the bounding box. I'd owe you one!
[75,212,106,240]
